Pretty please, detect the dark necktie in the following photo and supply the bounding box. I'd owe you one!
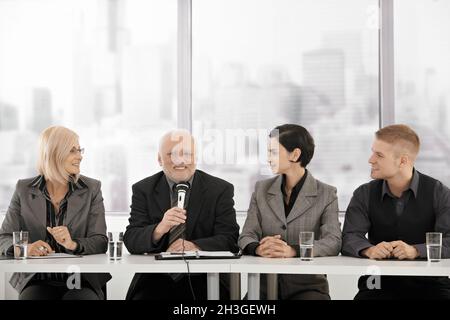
[168,185,188,246]
[167,184,189,282]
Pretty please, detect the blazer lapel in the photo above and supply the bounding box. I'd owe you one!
[286,172,318,224]
[267,176,286,225]
[28,187,47,238]
[153,175,171,216]
[186,171,205,240]
[66,188,89,227]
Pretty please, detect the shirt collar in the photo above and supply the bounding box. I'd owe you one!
[165,172,195,193]
[281,169,308,197]
[71,176,87,191]
[381,168,419,200]
[30,175,46,190]
[30,175,87,192]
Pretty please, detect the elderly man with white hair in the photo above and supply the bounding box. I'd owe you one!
[124,130,239,300]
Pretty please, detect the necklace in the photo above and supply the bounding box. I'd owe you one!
[45,180,68,209]
[49,192,65,207]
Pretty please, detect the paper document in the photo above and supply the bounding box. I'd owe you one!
[159,251,235,257]
[28,253,82,259]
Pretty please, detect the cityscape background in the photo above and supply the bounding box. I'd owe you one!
[0,0,449,213]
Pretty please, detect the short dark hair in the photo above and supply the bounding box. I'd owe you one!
[269,124,315,167]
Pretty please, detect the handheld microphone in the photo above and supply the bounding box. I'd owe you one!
[174,181,195,300]
[175,182,190,209]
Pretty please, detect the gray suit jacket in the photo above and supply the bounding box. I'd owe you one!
[238,172,342,298]
[0,175,109,296]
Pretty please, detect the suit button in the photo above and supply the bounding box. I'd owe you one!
[281,225,287,230]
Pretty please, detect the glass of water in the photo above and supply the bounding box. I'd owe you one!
[299,231,314,261]
[13,231,28,260]
[108,232,123,261]
[426,232,442,262]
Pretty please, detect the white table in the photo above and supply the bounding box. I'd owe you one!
[2,255,449,300]
[228,256,450,299]
[0,254,230,300]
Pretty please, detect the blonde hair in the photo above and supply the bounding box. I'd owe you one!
[375,124,420,157]
[37,126,80,185]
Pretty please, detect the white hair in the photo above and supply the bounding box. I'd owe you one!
[158,129,195,154]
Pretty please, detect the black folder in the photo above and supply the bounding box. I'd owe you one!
[154,251,241,260]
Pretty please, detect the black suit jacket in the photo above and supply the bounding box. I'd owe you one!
[124,170,239,299]
[124,170,239,254]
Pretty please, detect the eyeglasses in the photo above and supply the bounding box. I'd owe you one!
[70,147,85,155]
[167,152,194,158]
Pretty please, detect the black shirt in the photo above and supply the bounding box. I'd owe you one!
[281,170,308,217]
[30,175,86,282]
[381,168,419,217]
[342,169,450,258]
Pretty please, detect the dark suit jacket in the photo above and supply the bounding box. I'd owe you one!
[124,170,239,297]
[0,175,111,298]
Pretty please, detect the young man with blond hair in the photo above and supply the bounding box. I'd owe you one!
[342,124,450,299]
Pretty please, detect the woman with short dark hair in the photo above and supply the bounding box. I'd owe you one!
[239,124,342,299]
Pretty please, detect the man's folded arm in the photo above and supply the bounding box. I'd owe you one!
[342,185,373,258]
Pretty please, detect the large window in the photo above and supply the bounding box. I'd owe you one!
[2,0,447,214]
[0,0,177,212]
[394,0,450,186]
[192,0,379,210]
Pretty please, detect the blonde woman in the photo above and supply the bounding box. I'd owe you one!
[0,126,110,300]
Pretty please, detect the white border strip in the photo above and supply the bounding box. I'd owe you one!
[379,0,395,127]
[177,0,192,131]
